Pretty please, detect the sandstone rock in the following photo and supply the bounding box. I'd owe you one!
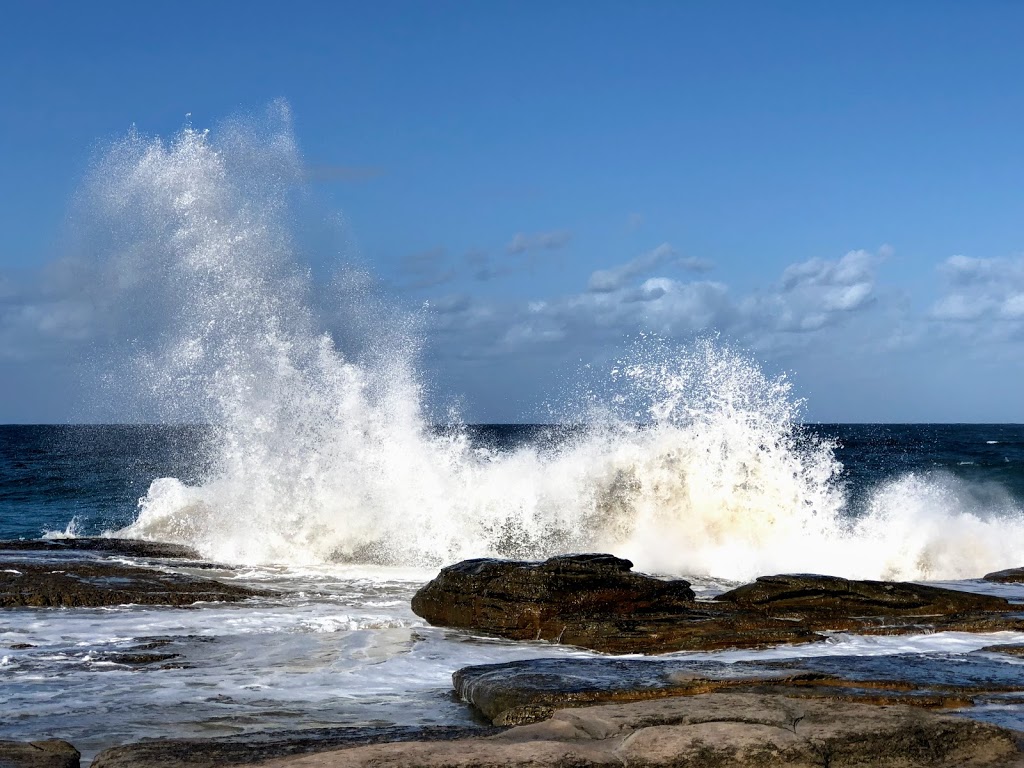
[717,573,1014,615]
[0,739,80,768]
[244,693,1024,768]
[452,656,1016,726]
[0,560,268,608]
[411,553,701,653]
[89,726,499,768]
[412,556,1022,654]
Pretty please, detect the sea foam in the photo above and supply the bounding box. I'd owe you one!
[80,104,1024,581]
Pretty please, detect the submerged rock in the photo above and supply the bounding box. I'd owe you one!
[412,555,1022,654]
[0,560,268,608]
[0,538,200,560]
[162,694,1023,768]
[0,739,80,768]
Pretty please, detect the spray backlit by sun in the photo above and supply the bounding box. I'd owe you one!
[71,103,1024,582]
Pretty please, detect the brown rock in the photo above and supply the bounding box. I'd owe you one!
[412,556,1022,654]
[717,573,1014,615]
[978,644,1024,657]
[0,739,80,768]
[244,694,1024,768]
[983,567,1024,584]
[89,726,499,768]
[411,554,700,653]
[0,560,268,608]
[452,656,1020,726]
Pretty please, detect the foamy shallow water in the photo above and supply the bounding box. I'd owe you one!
[0,561,593,761]
[4,560,1024,762]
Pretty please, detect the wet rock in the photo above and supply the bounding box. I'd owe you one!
[0,560,268,608]
[978,644,1024,656]
[0,739,80,768]
[454,657,827,725]
[0,538,200,560]
[412,554,711,654]
[452,656,1017,726]
[716,573,1015,615]
[412,556,1022,654]
[89,726,500,768]
[97,651,182,666]
[220,694,1023,768]
[983,567,1024,584]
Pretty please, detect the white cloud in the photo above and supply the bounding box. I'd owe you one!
[930,254,1024,326]
[427,246,890,364]
[775,248,880,322]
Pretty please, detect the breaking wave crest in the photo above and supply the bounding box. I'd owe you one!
[85,105,1024,581]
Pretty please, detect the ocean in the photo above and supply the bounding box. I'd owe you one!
[4,423,1024,762]
[4,109,1024,762]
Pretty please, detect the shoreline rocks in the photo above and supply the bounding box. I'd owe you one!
[0,539,268,608]
[452,655,1024,726]
[0,559,269,608]
[179,694,1024,768]
[984,567,1024,584]
[0,739,80,768]
[0,538,200,560]
[89,726,503,768]
[717,573,1013,615]
[412,554,1024,654]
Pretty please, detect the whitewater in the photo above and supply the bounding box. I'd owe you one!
[63,104,1020,582]
[7,105,1024,761]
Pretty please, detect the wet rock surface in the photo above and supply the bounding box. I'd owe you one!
[985,568,1024,584]
[0,739,80,768]
[89,726,501,768]
[0,559,267,608]
[717,573,1014,614]
[981,644,1024,657]
[232,694,1024,768]
[452,655,1024,726]
[411,554,695,630]
[412,555,1024,653]
[412,553,704,654]
[0,538,199,560]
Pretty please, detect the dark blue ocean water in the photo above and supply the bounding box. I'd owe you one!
[2,424,1023,541]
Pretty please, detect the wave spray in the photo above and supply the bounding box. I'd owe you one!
[86,105,1024,581]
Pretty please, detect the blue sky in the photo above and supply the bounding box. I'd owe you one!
[3,1,1024,422]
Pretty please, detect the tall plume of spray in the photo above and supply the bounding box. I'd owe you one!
[79,103,1024,581]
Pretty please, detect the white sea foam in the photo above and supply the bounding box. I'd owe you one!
[79,106,1024,582]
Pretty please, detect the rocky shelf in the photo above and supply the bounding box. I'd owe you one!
[411,553,1024,653]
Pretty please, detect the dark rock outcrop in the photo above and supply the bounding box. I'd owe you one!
[0,560,267,608]
[89,726,500,768]
[0,538,199,560]
[412,555,1022,654]
[168,694,1024,768]
[716,573,1013,615]
[411,554,700,653]
[983,567,1024,584]
[0,739,80,768]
